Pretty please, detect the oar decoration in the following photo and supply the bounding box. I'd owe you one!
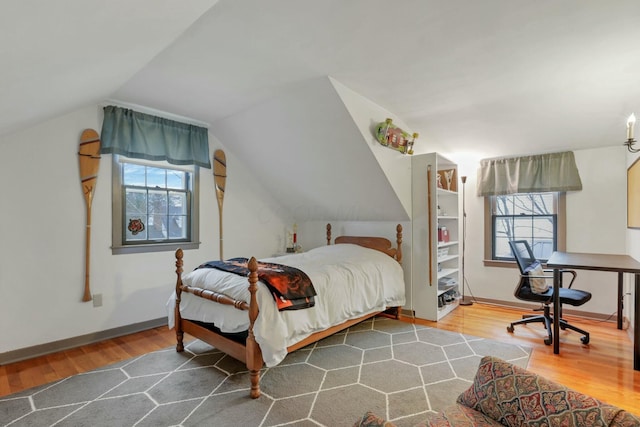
[213,149,227,260]
[78,129,101,302]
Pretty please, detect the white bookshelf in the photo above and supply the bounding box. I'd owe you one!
[410,152,461,321]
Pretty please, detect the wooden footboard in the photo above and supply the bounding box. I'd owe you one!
[175,250,263,398]
[173,223,403,399]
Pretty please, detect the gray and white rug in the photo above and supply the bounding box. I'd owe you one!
[0,318,530,427]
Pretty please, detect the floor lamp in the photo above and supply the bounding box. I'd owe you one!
[459,175,473,306]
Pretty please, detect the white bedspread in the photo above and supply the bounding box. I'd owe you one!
[166,244,406,367]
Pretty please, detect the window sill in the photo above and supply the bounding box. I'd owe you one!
[111,241,200,255]
[483,259,517,269]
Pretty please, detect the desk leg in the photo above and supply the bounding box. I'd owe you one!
[618,272,624,330]
[634,274,639,371]
[553,268,561,355]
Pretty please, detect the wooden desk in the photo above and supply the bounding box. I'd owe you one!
[547,251,640,371]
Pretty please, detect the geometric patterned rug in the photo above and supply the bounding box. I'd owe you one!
[0,317,531,427]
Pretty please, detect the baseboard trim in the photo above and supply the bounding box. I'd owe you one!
[0,317,168,366]
[402,298,619,323]
[461,297,619,322]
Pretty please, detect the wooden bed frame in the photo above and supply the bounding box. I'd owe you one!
[173,223,403,398]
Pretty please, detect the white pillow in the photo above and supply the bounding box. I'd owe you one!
[529,263,549,294]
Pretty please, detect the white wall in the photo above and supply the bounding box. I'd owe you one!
[0,105,288,354]
[456,146,628,316]
[330,77,412,219]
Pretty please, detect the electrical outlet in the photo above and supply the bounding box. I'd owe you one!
[93,293,103,308]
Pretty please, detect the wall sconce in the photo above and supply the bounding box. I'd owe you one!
[625,113,639,153]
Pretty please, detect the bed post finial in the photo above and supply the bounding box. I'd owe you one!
[326,223,332,245]
[396,224,403,265]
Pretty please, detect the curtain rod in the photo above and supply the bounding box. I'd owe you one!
[101,99,210,128]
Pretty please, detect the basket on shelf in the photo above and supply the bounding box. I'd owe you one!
[437,247,449,259]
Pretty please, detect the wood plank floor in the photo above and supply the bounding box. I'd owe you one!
[1,302,638,416]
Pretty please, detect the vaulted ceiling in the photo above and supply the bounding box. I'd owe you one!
[3,0,640,220]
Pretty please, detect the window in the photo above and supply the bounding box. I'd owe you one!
[111,156,200,254]
[484,192,566,265]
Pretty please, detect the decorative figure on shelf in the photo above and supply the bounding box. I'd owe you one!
[444,169,454,191]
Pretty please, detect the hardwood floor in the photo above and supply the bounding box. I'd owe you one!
[409,302,640,416]
[1,302,638,416]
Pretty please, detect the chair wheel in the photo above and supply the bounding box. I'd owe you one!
[507,325,514,333]
[544,337,552,345]
[560,324,566,330]
[581,336,590,345]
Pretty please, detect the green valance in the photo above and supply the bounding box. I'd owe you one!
[477,151,582,196]
[100,105,211,169]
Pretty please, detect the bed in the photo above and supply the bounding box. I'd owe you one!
[168,223,405,398]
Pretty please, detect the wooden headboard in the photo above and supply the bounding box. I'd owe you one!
[325,223,403,264]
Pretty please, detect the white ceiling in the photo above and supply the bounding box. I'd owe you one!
[4,0,639,156]
[2,0,640,221]
[0,0,218,136]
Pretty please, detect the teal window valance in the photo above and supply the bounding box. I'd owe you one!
[100,105,211,169]
[477,151,582,196]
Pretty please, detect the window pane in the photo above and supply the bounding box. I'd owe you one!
[125,188,147,215]
[533,193,554,214]
[123,163,146,186]
[532,217,554,239]
[169,192,187,239]
[148,214,167,239]
[167,170,186,189]
[168,215,187,238]
[148,190,167,215]
[169,191,187,215]
[494,237,512,258]
[511,194,532,215]
[494,196,511,215]
[494,217,512,240]
[147,167,166,188]
[512,217,533,239]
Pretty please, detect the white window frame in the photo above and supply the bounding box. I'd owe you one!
[484,192,566,267]
[110,155,201,255]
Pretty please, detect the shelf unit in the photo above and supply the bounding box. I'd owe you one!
[410,152,461,321]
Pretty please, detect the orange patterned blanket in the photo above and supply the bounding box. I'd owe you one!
[197,258,316,311]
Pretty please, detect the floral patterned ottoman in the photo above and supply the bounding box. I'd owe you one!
[355,356,640,427]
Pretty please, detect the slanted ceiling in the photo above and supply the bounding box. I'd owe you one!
[0,0,219,136]
[212,77,411,222]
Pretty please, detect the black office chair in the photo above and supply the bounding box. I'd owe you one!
[507,240,591,346]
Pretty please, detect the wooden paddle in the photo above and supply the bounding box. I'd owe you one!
[78,129,101,302]
[213,149,227,260]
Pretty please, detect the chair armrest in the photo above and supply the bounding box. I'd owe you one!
[542,268,577,288]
